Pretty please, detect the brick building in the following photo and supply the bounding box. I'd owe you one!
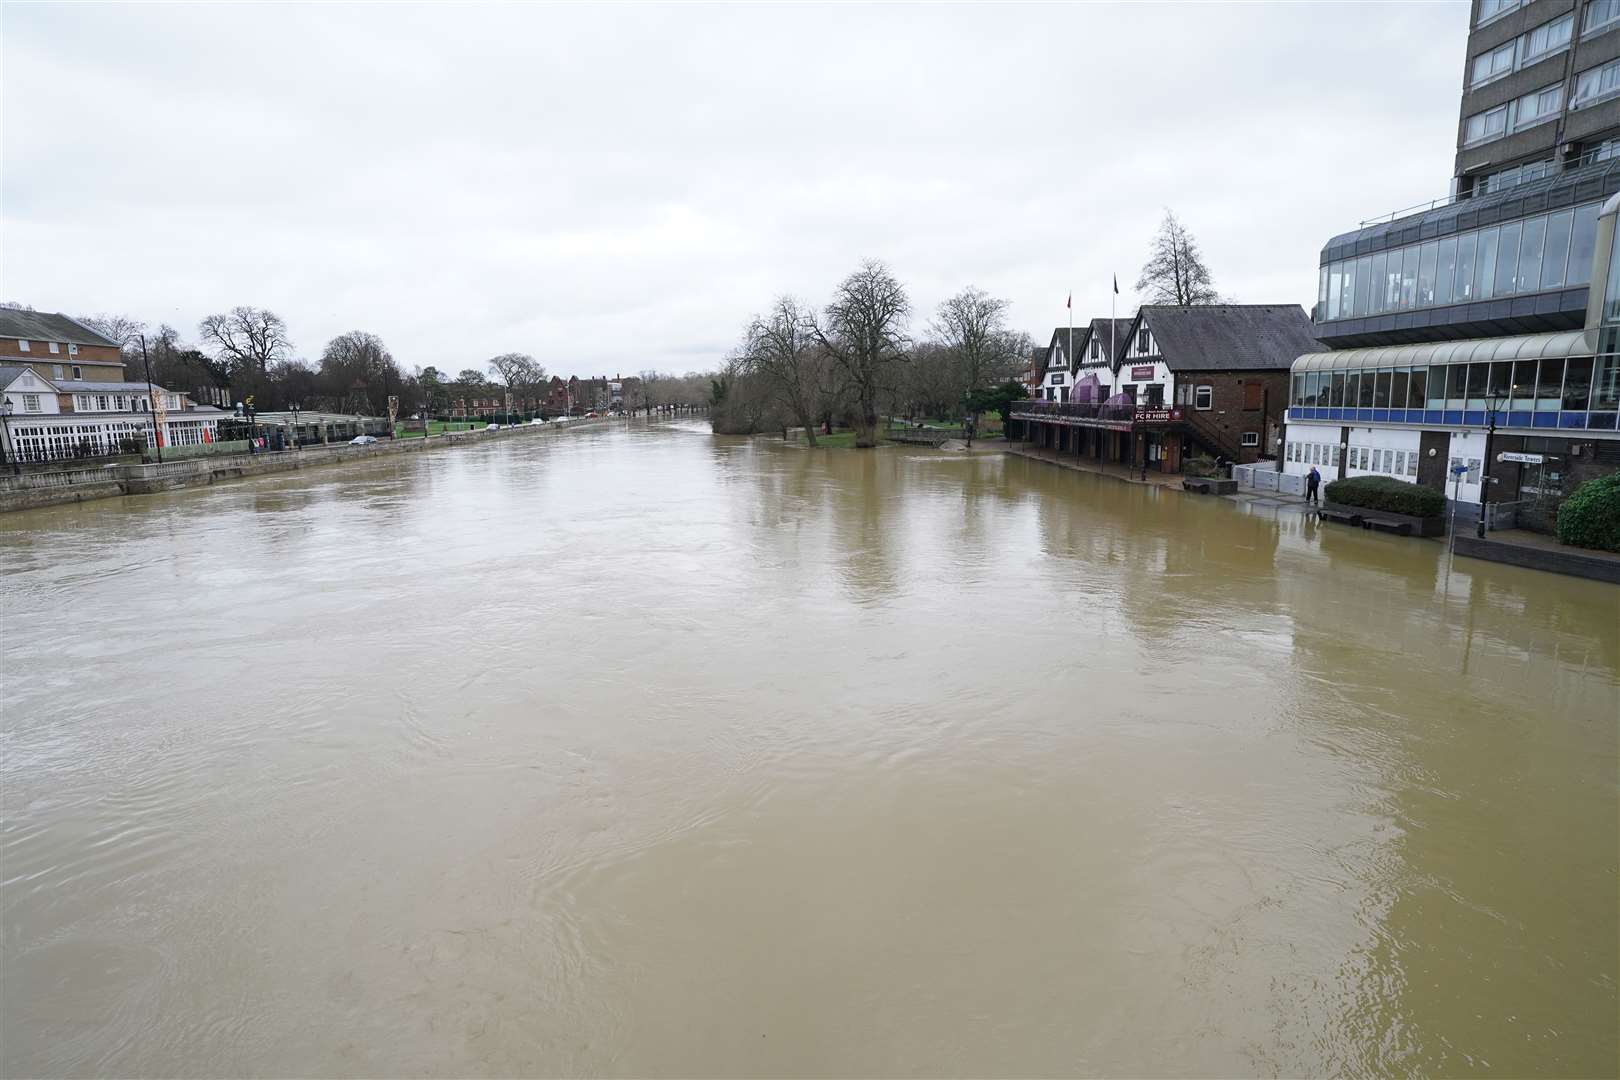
[1013,305,1318,472]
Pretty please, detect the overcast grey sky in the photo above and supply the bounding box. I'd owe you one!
[3,2,1466,378]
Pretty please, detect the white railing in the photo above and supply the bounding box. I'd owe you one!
[0,467,122,492]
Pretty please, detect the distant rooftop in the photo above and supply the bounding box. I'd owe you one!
[0,309,120,349]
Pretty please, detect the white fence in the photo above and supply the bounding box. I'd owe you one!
[0,466,122,493]
[1233,464,1305,496]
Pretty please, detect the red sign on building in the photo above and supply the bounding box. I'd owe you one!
[1133,407,1184,424]
[1131,365,1155,380]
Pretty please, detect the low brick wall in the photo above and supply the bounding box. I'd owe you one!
[1452,534,1620,584]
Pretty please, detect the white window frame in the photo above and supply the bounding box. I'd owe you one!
[1194,385,1213,411]
[1477,0,1520,28]
[21,394,40,412]
[71,366,81,379]
[51,364,63,379]
[1465,103,1510,146]
[1584,0,1620,37]
[67,343,78,356]
[1572,58,1620,110]
[16,340,28,352]
[1519,12,1574,68]
[1511,83,1564,133]
[1471,40,1516,87]
[48,342,59,354]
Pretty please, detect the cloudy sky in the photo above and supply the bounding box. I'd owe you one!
[4,2,1465,378]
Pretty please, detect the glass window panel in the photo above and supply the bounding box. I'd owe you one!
[1436,236,1458,305]
[1328,262,1343,319]
[1292,374,1304,406]
[1562,357,1593,409]
[1488,360,1514,403]
[1455,232,1476,301]
[1568,202,1600,286]
[1417,241,1439,305]
[1510,360,1538,409]
[1345,371,1360,407]
[1446,364,1469,407]
[1304,371,1320,405]
[1400,246,1419,309]
[1517,215,1546,292]
[1318,267,1329,316]
[1541,209,1573,289]
[1340,259,1356,318]
[1374,370,1391,407]
[1368,251,1388,314]
[1392,367,1410,406]
[1536,356,1565,409]
[1606,236,1620,323]
[1496,221,1522,293]
[1419,366,1441,408]
[1466,361,1489,408]
[1591,355,1620,410]
[1359,369,1376,407]
[1330,371,1346,407]
[1476,227,1500,298]
[1354,255,1373,316]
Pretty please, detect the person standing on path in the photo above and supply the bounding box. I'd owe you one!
[1306,465,1321,504]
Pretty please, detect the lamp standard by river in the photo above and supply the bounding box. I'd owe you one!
[0,401,17,475]
[289,402,302,450]
[1476,387,1506,539]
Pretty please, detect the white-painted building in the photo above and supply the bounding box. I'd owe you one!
[0,366,223,464]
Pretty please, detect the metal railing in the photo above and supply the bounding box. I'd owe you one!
[1010,401,1143,423]
[1358,148,1620,228]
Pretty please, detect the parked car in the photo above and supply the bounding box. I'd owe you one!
[485,423,500,431]
[350,434,378,445]
[529,417,547,426]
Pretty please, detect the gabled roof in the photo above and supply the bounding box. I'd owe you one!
[1126,304,1321,372]
[0,310,120,349]
[0,364,56,390]
[1084,318,1134,365]
[1046,325,1091,370]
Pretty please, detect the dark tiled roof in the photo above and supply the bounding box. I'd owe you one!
[1140,304,1321,372]
[1087,317,1134,364]
[0,310,119,348]
[1047,326,1090,368]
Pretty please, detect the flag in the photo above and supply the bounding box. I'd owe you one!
[1112,275,1119,295]
[1066,292,1071,309]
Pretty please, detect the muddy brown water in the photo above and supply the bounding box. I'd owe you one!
[2,423,1616,1077]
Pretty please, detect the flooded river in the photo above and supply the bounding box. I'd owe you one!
[2,423,1616,1077]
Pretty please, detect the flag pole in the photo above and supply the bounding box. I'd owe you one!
[1067,292,1073,401]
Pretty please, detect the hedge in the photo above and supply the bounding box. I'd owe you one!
[1323,475,1447,518]
[1555,473,1620,552]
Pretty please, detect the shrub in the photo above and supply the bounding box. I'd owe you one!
[1555,473,1620,552]
[1183,454,1218,477]
[1324,475,1446,518]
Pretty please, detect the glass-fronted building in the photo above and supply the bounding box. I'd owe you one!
[1284,191,1620,517]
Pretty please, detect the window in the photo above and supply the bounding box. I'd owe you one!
[1541,208,1573,289]
[1573,58,1620,109]
[1400,246,1419,308]
[1520,13,1573,64]
[1407,452,1419,477]
[1194,385,1213,410]
[1242,382,1263,410]
[96,395,109,411]
[1241,431,1259,448]
[1090,339,1099,359]
[1585,0,1620,36]
[48,342,60,354]
[1137,328,1149,353]
[1455,233,1476,301]
[71,366,81,379]
[1471,40,1516,86]
[1436,237,1458,305]
[22,394,40,412]
[1417,242,1439,305]
[1570,201,1601,285]
[1496,221,1522,294]
[114,395,127,411]
[51,364,63,379]
[1517,214,1546,292]
[67,344,77,356]
[16,340,28,352]
[1511,83,1564,132]
[1394,450,1406,476]
[1477,0,1519,25]
[1465,103,1509,145]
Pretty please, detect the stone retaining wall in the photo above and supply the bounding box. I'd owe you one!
[0,422,603,514]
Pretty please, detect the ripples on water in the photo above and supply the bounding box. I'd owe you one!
[2,423,1616,1077]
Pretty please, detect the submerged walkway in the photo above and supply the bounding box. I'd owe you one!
[1004,443,1314,515]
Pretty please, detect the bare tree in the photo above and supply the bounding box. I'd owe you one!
[931,287,1031,422]
[1136,209,1221,306]
[745,296,830,447]
[813,260,910,448]
[199,306,293,374]
[79,313,146,352]
[487,352,545,417]
[319,330,397,414]
[635,369,661,416]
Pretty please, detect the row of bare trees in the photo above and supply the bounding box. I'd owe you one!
[717,261,1032,447]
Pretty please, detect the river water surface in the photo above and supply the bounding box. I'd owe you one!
[2,423,1616,1078]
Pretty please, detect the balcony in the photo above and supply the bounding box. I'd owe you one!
[1010,401,1184,428]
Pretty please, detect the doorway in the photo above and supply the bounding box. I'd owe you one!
[1416,430,1449,491]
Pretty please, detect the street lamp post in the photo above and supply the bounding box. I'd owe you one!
[140,334,163,464]
[0,401,16,475]
[289,402,302,450]
[1476,388,1506,539]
